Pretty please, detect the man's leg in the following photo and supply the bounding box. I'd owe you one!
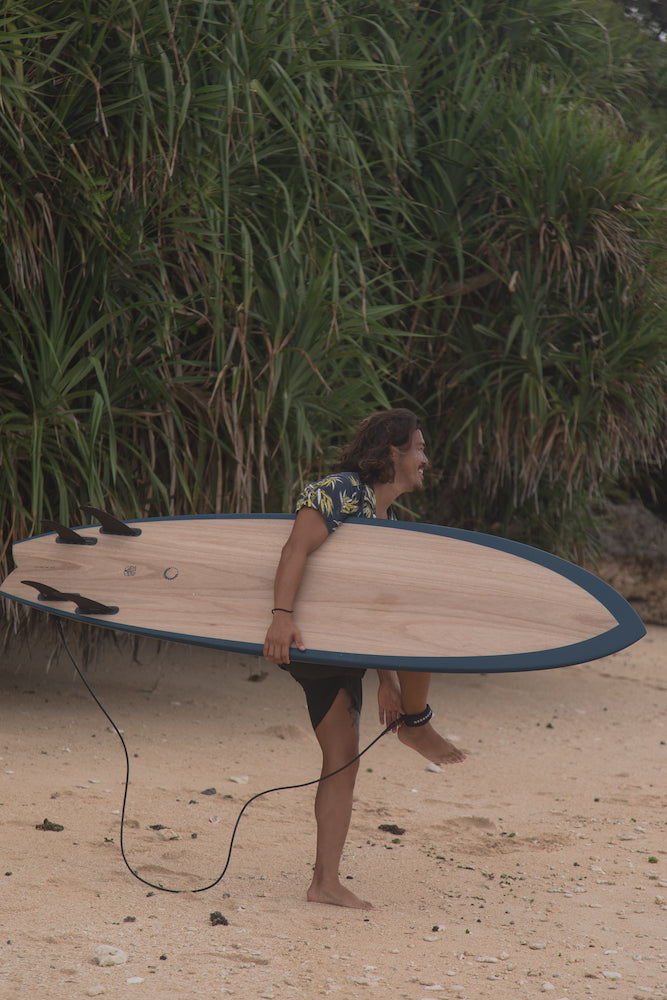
[397,671,466,765]
[307,687,372,909]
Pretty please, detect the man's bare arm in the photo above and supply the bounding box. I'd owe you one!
[263,507,329,664]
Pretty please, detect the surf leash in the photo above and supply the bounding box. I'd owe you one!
[56,620,399,894]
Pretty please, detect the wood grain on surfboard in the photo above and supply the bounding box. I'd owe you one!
[0,514,645,672]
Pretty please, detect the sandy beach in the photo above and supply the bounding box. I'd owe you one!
[1,620,665,999]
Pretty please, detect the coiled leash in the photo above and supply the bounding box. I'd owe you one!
[56,620,428,894]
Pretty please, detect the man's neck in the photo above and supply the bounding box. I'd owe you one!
[373,480,402,519]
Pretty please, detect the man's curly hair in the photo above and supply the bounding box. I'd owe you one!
[335,409,420,484]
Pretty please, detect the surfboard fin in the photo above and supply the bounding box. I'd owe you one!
[21,580,119,616]
[80,505,142,537]
[42,519,97,545]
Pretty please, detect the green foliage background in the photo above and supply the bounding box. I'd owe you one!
[2,0,667,628]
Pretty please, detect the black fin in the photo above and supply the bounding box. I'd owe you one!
[80,505,141,537]
[21,580,119,616]
[42,520,97,545]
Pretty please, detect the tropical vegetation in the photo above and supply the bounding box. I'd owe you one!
[2,0,667,631]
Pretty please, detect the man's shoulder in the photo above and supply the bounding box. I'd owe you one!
[295,472,370,528]
[302,471,363,493]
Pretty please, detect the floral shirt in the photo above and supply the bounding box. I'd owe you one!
[294,472,398,534]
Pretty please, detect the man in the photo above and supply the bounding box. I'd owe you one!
[263,409,465,909]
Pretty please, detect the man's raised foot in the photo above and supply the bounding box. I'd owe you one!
[398,720,466,766]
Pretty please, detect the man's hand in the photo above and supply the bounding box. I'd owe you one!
[263,611,305,664]
[377,670,403,730]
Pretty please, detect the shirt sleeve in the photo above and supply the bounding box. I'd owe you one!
[294,474,362,533]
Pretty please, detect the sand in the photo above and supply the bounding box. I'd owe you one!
[1,621,665,999]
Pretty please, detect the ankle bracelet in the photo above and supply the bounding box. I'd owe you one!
[401,705,433,728]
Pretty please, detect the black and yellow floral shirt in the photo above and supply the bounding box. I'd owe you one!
[294,472,398,533]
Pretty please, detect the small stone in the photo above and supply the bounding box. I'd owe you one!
[529,942,547,950]
[35,818,64,832]
[201,787,217,796]
[210,911,229,926]
[126,977,144,984]
[425,762,443,773]
[94,945,128,967]
[229,775,248,784]
[602,971,621,980]
[85,988,106,997]
[477,956,498,963]
[378,824,405,836]
[156,828,179,841]
[541,984,555,992]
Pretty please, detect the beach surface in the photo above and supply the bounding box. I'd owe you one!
[1,622,665,999]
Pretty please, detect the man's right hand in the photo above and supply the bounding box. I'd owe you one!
[263,611,306,664]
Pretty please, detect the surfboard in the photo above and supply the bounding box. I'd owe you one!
[0,510,644,673]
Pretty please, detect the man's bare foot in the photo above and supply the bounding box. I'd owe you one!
[307,878,374,910]
[398,721,466,765]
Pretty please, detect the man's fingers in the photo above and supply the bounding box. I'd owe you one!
[263,629,306,665]
[263,643,285,664]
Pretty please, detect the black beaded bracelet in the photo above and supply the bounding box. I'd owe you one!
[271,607,294,614]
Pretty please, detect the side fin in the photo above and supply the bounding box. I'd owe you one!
[80,505,141,537]
[21,580,119,616]
[42,520,97,545]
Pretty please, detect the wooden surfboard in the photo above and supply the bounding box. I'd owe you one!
[0,511,644,673]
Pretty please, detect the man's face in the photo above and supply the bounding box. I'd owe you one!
[393,429,429,492]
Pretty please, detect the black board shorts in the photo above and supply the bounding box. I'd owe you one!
[280,663,366,731]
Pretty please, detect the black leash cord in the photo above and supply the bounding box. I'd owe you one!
[56,619,397,894]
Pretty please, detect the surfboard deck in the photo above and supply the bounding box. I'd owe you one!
[0,513,645,672]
